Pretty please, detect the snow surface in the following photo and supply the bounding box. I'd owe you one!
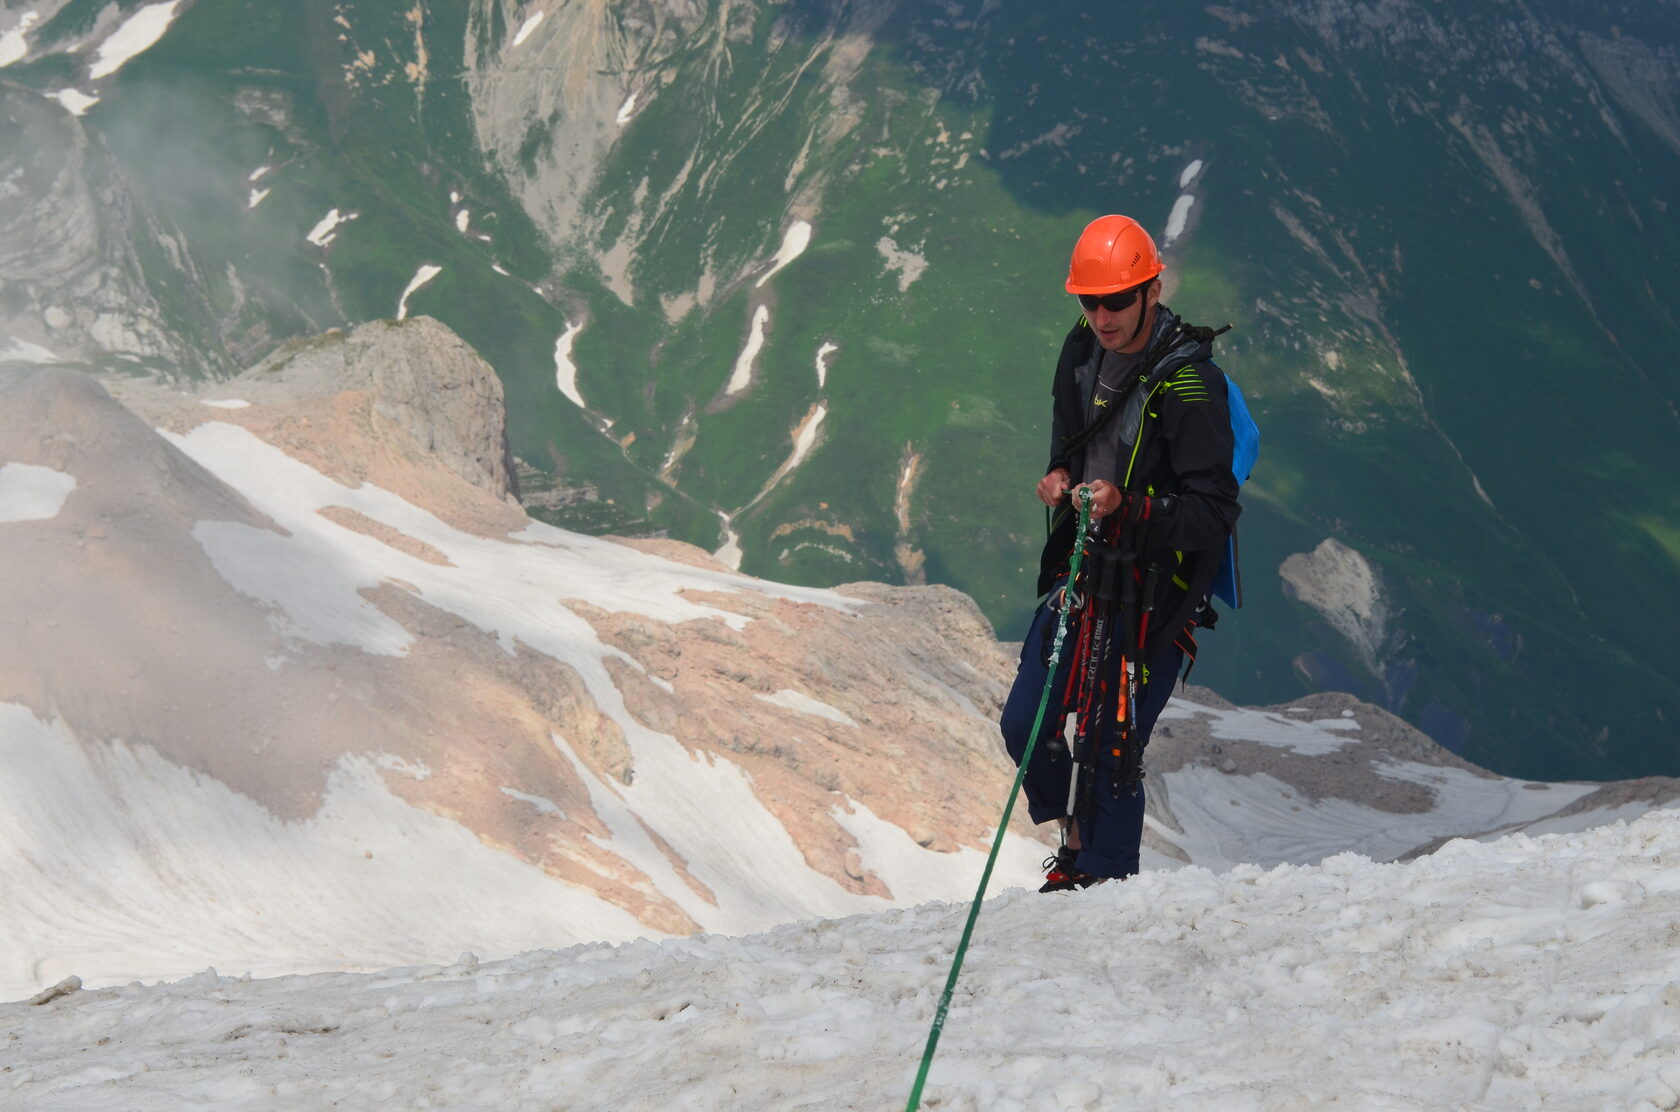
[0,337,60,363]
[0,462,76,522]
[510,11,544,49]
[0,11,37,69]
[88,1,182,80]
[714,509,742,570]
[1159,701,1361,756]
[1154,763,1595,872]
[50,88,99,116]
[754,688,857,728]
[1179,159,1204,189]
[0,703,647,999]
[615,91,639,126]
[786,404,826,472]
[553,319,585,408]
[11,807,1680,1110]
[1164,193,1196,246]
[755,220,813,288]
[158,422,854,656]
[725,305,770,396]
[815,341,838,390]
[455,208,470,234]
[247,187,270,210]
[93,423,1036,964]
[395,264,442,320]
[304,209,356,248]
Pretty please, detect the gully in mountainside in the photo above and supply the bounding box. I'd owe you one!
[999,214,1245,892]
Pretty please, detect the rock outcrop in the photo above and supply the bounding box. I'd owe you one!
[235,318,521,503]
[0,87,188,371]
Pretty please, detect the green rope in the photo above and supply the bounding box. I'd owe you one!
[904,489,1093,1112]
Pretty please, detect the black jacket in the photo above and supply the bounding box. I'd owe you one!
[1036,306,1243,660]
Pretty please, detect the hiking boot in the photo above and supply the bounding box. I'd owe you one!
[1039,869,1106,893]
[1039,846,1082,891]
[1039,846,1109,892]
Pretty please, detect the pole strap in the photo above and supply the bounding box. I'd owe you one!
[904,489,1094,1112]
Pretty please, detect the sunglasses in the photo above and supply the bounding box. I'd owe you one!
[1076,286,1145,314]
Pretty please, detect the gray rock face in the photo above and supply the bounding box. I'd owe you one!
[0,88,188,371]
[235,318,519,502]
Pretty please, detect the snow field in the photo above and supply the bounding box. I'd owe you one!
[0,705,648,1000]
[10,808,1680,1110]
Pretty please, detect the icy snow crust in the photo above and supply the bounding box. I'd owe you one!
[11,807,1680,1109]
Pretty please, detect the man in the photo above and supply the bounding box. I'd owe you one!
[1000,214,1242,892]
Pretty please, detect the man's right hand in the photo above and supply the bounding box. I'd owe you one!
[1036,467,1071,507]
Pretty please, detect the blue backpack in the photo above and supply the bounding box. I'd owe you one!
[1211,372,1259,609]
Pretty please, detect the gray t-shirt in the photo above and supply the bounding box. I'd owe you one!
[1082,347,1145,485]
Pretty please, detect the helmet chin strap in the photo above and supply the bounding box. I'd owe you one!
[1120,300,1154,353]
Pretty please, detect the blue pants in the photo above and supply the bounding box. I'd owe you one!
[1000,593,1183,879]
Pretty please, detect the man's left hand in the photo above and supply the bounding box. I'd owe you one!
[1072,480,1123,518]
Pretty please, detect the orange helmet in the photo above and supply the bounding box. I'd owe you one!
[1065,214,1164,294]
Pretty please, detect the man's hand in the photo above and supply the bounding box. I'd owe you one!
[1073,480,1123,518]
[1036,468,1071,507]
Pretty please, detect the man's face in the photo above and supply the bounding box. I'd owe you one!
[1080,281,1156,352]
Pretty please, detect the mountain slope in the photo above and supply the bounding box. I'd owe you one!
[1,0,1677,780]
[7,316,1675,1004]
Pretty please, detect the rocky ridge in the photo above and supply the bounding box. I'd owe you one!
[5,314,1678,993]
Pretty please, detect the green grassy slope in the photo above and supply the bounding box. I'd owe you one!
[10,0,1676,780]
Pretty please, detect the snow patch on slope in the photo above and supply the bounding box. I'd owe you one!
[395,265,442,320]
[510,11,544,49]
[815,342,838,390]
[1164,193,1196,246]
[0,11,38,69]
[725,305,770,396]
[755,221,813,288]
[756,689,856,728]
[305,209,357,248]
[89,1,182,80]
[51,88,99,116]
[553,319,585,408]
[0,338,60,364]
[0,462,76,522]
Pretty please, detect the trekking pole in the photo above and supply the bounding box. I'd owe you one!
[1065,543,1119,825]
[904,488,1094,1112]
